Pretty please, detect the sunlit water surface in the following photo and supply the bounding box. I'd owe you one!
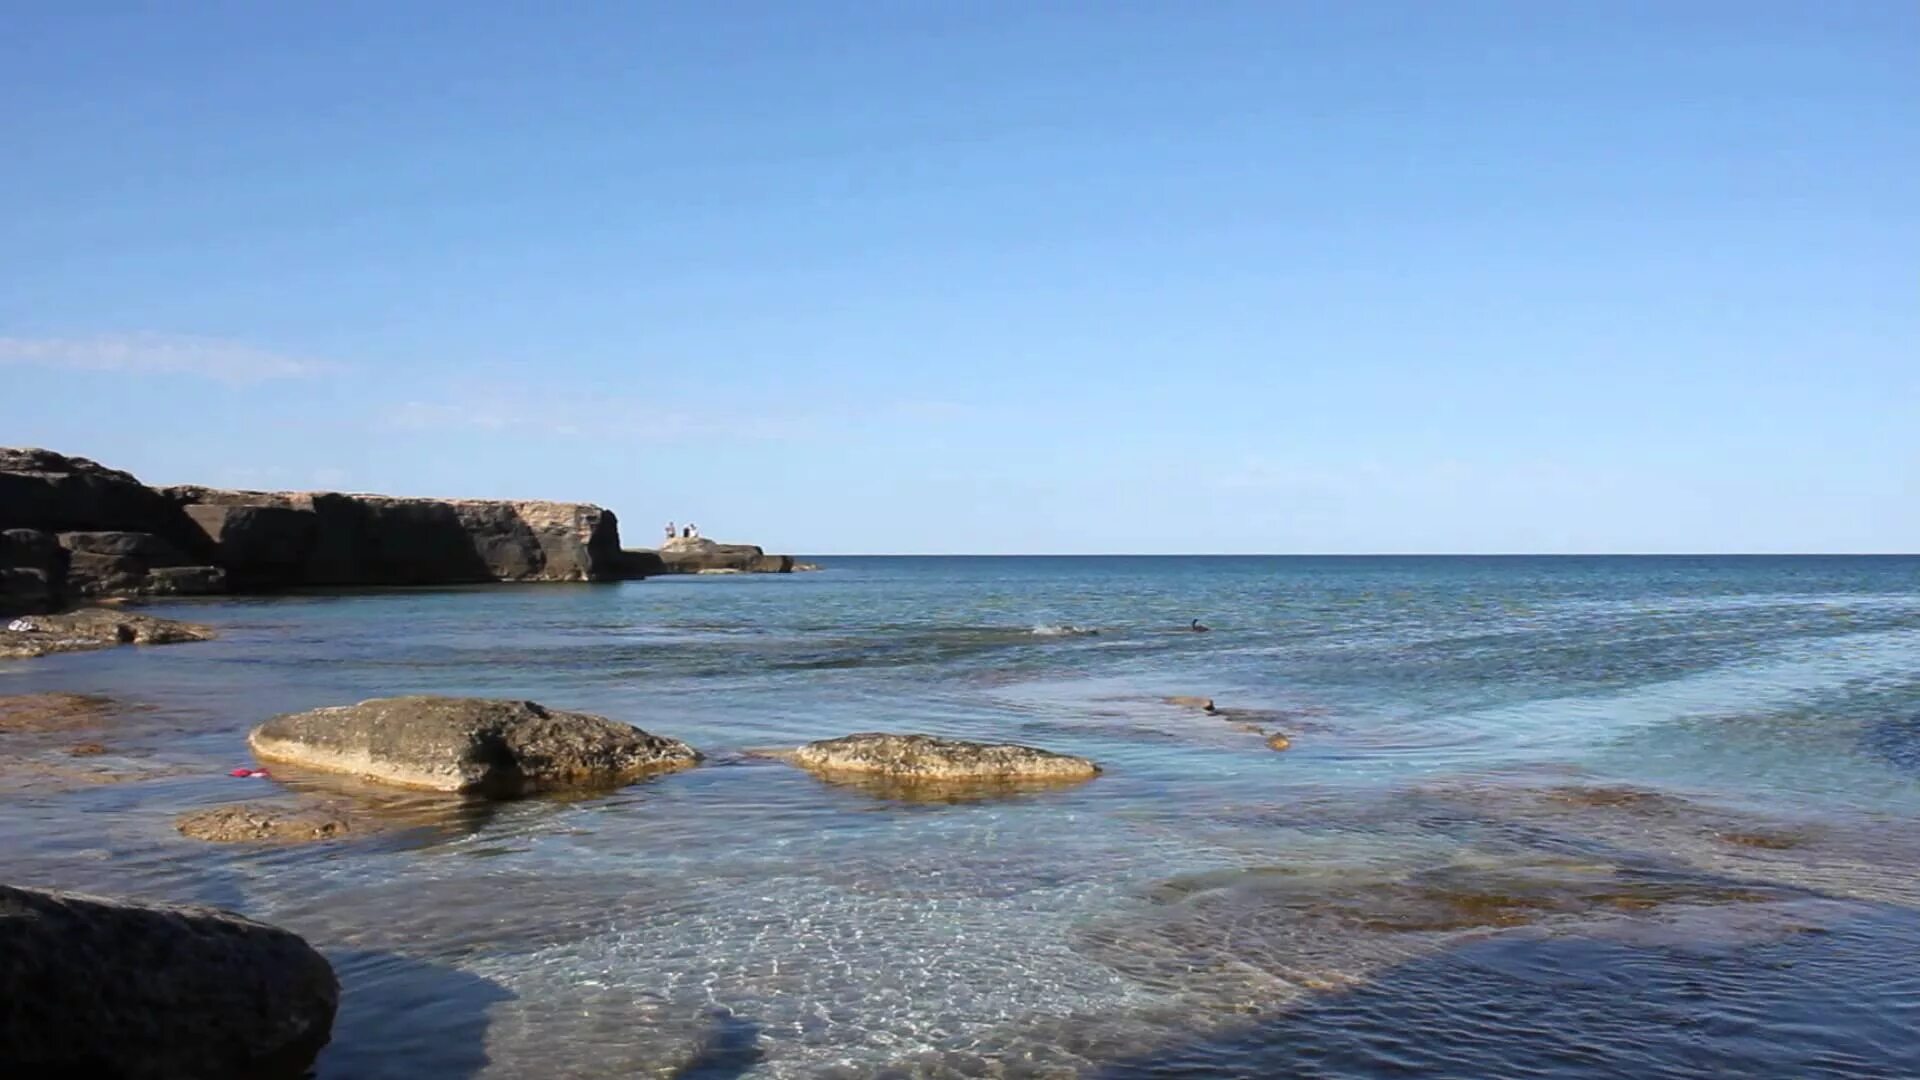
[5,556,1920,1078]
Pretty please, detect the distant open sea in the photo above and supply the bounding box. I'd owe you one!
[6,555,1920,1077]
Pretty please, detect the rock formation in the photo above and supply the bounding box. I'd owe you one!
[786,733,1101,782]
[165,486,626,587]
[0,529,67,614]
[2,609,217,659]
[0,448,681,611]
[652,536,794,574]
[0,884,338,1078]
[248,695,702,795]
[2,447,800,607]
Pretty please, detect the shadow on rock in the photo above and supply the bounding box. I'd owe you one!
[317,950,516,1080]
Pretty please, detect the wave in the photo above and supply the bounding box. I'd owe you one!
[1031,624,1101,637]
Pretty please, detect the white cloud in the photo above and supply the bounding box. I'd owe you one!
[0,333,336,383]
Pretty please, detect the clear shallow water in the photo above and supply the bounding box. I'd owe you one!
[5,555,1920,1078]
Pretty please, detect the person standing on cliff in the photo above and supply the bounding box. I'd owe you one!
[665,521,676,541]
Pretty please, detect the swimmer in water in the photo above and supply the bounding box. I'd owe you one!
[1190,619,1210,633]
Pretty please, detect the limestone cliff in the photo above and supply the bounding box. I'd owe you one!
[0,448,644,611]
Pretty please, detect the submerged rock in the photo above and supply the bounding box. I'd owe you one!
[0,608,216,659]
[247,695,701,796]
[1164,695,1218,713]
[0,691,120,732]
[0,884,338,1079]
[788,733,1100,783]
[175,802,356,844]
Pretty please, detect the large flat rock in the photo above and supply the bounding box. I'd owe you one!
[248,695,702,796]
[0,884,338,1079]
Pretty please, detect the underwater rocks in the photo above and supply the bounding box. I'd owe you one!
[0,692,122,732]
[1161,695,1300,752]
[1164,695,1218,713]
[1,608,216,659]
[175,802,357,844]
[247,695,702,796]
[787,733,1101,783]
[0,884,338,1079]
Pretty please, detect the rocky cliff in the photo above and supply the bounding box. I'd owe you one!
[0,448,642,612]
[165,486,624,589]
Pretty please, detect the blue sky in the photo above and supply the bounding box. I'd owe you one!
[3,2,1914,553]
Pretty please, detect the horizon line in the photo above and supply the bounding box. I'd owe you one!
[790,551,1920,558]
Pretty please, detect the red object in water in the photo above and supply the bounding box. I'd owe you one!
[227,767,271,778]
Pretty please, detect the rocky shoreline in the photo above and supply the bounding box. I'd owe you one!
[0,447,806,619]
[0,684,1105,1074]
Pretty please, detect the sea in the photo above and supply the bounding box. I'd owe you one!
[5,555,1920,1078]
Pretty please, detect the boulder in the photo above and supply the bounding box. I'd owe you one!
[175,803,355,844]
[0,884,338,1078]
[247,695,702,795]
[787,733,1101,782]
[1,609,216,660]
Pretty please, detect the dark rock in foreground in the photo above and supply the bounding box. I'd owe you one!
[2,609,216,659]
[248,695,702,795]
[175,802,357,844]
[0,884,338,1079]
[788,733,1101,783]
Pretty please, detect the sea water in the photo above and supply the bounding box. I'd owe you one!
[4,556,1919,1077]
